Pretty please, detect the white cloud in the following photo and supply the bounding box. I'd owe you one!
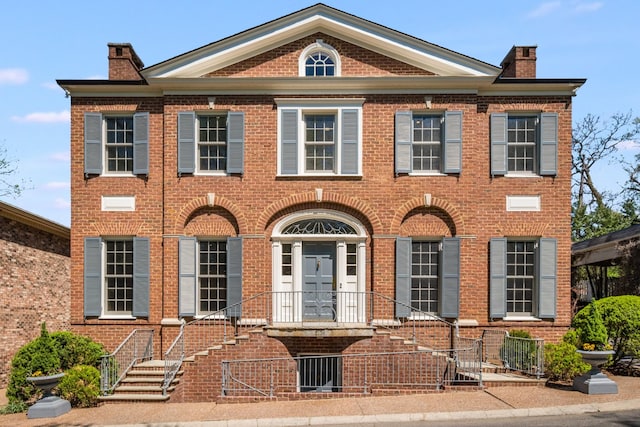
[11,110,70,123]
[44,181,70,189]
[0,68,28,85]
[527,1,562,18]
[53,197,70,209]
[618,139,640,151]
[573,2,604,13]
[50,152,70,162]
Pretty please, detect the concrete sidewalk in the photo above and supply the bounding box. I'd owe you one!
[1,375,639,427]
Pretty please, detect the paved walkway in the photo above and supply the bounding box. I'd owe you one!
[1,375,640,427]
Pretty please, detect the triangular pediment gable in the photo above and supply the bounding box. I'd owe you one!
[143,4,500,79]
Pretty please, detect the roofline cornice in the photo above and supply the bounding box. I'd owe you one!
[58,76,584,97]
[0,201,70,239]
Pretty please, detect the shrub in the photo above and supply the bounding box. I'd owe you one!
[51,331,105,370]
[7,326,105,406]
[572,301,609,350]
[58,365,101,408]
[594,296,640,364]
[7,323,61,404]
[0,401,28,415]
[562,329,580,348]
[544,341,590,382]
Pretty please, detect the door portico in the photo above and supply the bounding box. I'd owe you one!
[271,210,367,324]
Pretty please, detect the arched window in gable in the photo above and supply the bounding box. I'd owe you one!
[299,40,341,77]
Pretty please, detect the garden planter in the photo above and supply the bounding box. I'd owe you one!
[26,373,71,418]
[573,350,618,395]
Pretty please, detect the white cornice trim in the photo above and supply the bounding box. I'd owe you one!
[143,7,499,79]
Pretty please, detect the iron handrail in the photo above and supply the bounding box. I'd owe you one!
[100,329,153,394]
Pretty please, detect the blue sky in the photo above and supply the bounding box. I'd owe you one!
[1,0,638,226]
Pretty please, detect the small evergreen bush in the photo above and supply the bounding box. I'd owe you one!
[58,365,101,408]
[7,323,61,404]
[594,295,640,364]
[544,341,590,382]
[572,301,609,351]
[51,331,105,370]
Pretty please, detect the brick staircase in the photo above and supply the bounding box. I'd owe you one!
[99,360,178,403]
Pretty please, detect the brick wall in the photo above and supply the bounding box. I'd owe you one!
[68,33,574,358]
[0,216,70,387]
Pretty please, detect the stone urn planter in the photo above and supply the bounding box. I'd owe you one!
[573,350,618,395]
[26,373,71,419]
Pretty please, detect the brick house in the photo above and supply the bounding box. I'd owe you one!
[0,201,70,387]
[58,4,584,400]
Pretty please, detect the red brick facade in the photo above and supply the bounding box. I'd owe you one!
[59,4,583,400]
[0,202,70,387]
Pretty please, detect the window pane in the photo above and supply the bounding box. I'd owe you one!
[104,240,133,314]
[198,115,227,172]
[412,115,442,172]
[198,240,227,314]
[507,116,536,173]
[506,241,535,314]
[410,242,439,313]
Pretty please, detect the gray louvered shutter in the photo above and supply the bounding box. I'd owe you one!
[490,113,508,176]
[133,112,149,175]
[179,237,197,317]
[489,238,507,319]
[227,112,244,174]
[341,109,358,174]
[440,238,460,318]
[395,237,412,318]
[280,109,298,174]
[537,238,557,319]
[84,237,102,317]
[178,112,195,175]
[443,111,462,174]
[132,237,150,317]
[539,113,558,176]
[84,113,102,176]
[395,111,412,174]
[226,237,243,317]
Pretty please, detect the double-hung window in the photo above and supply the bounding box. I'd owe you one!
[179,237,243,317]
[395,111,462,174]
[83,237,150,318]
[277,99,363,176]
[177,111,244,175]
[84,112,149,176]
[490,113,558,176]
[490,238,557,319]
[395,237,460,318]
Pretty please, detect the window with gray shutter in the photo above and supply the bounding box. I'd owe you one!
[281,109,298,174]
[537,238,557,318]
[489,238,507,318]
[443,111,462,174]
[539,113,558,176]
[179,237,197,316]
[226,237,243,317]
[83,237,102,317]
[395,111,412,174]
[227,112,244,174]
[84,113,103,176]
[440,238,460,318]
[490,114,508,176]
[178,112,196,175]
[133,113,149,175]
[395,237,412,317]
[133,237,150,317]
[341,109,358,174]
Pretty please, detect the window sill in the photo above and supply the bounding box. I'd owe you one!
[409,172,447,177]
[504,173,541,178]
[409,313,441,321]
[100,173,136,178]
[502,316,542,322]
[194,172,228,176]
[276,174,362,179]
[99,315,136,320]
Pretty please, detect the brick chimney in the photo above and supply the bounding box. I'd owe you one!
[500,46,536,78]
[108,43,144,80]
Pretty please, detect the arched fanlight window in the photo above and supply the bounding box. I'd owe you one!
[299,40,341,77]
[282,218,357,235]
[305,52,335,77]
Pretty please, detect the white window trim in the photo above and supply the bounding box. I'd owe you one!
[298,40,341,77]
[100,238,135,318]
[410,113,445,174]
[194,112,229,176]
[505,114,540,177]
[102,114,135,177]
[275,98,364,177]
